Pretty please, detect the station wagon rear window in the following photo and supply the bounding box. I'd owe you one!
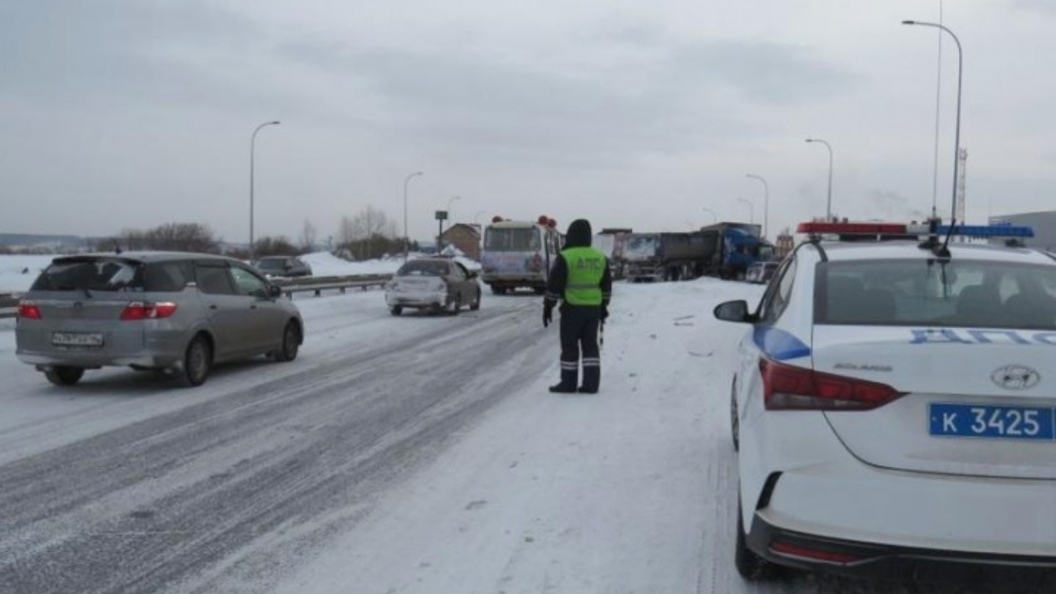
[816,259,1056,329]
[31,258,145,292]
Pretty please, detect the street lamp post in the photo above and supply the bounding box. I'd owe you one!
[746,174,770,239]
[249,120,280,261]
[805,138,834,220]
[904,19,963,222]
[403,171,424,261]
[737,197,755,225]
[702,207,717,224]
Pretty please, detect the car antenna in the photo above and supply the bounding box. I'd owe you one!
[113,240,123,255]
[935,217,957,259]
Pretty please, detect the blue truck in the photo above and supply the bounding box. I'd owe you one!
[699,222,775,280]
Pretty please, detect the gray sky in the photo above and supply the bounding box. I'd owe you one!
[2,0,1054,244]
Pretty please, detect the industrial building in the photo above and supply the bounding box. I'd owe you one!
[989,210,1056,251]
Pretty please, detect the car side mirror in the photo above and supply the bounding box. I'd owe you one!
[268,284,283,299]
[713,299,751,323]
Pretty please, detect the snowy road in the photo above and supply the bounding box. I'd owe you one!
[0,282,1045,593]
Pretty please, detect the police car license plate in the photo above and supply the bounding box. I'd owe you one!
[929,403,1056,440]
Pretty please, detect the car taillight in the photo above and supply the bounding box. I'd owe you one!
[759,359,903,411]
[17,301,42,320]
[120,301,178,321]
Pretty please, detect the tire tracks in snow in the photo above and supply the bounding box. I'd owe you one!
[0,299,551,594]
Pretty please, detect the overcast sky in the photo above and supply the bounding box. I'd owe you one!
[2,0,1054,244]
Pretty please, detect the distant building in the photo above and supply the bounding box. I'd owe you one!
[774,233,795,259]
[989,210,1056,251]
[439,223,482,260]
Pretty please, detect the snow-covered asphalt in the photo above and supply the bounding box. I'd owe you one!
[0,281,1045,593]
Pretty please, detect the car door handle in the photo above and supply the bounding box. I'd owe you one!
[250,305,257,309]
[210,304,218,310]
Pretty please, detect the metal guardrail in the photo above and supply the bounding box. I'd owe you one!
[0,275,394,319]
[271,274,393,298]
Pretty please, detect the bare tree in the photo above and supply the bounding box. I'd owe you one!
[299,220,318,253]
[254,236,299,257]
[348,206,397,240]
[144,223,219,253]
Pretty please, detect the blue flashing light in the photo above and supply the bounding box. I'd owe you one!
[935,224,1034,238]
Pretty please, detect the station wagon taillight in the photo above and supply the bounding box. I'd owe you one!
[759,359,903,411]
[120,301,178,320]
[17,301,42,320]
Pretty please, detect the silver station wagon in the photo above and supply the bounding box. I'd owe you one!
[15,252,304,387]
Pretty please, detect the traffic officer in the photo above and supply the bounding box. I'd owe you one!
[543,218,612,394]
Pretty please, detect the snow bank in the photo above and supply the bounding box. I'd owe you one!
[0,251,483,293]
[0,255,54,294]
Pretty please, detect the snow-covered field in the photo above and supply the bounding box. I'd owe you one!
[0,252,480,294]
[0,277,1037,593]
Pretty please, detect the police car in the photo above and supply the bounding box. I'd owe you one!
[713,220,1056,583]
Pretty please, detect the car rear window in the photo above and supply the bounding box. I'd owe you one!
[256,258,286,270]
[397,261,449,276]
[816,259,1056,329]
[31,258,145,292]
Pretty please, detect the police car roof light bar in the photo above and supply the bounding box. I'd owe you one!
[796,222,909,235]
[797,221,1034,239]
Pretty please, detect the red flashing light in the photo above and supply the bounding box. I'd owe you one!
[492,215,504,223]
[796,222,908,235]
[760,359,903,411]
[17,301,42,320]
[548,218,557,228]
[538,215,549,225]
[120,301,178,321]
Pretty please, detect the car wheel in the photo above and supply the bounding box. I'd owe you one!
[735,498,784,581]
[470,289,481,311]
[390,305,402,316]
[447,295,461,316]
[44,366,84,386]
[273,321,300,363]
[178,335,212,388]
[731,380,740,452]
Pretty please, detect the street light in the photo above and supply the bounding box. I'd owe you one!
[249,120,280,261]
[746,173,770,239]
[805,138,834,220]
[403,171,424,261]
[702,206,717,224]
[737,197,755,225]
[904,19,963,223]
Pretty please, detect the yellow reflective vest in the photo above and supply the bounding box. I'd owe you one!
[561,247,606,306]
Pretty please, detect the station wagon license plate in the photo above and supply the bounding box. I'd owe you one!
[929,403,1056,441]
[52,332,104,348]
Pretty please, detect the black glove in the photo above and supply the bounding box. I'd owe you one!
[601,304,609,321]
[543,302,553,328]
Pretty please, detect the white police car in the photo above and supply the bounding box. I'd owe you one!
[713,221,1056,583]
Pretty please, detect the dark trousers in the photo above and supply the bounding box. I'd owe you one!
[557,305,601,391]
